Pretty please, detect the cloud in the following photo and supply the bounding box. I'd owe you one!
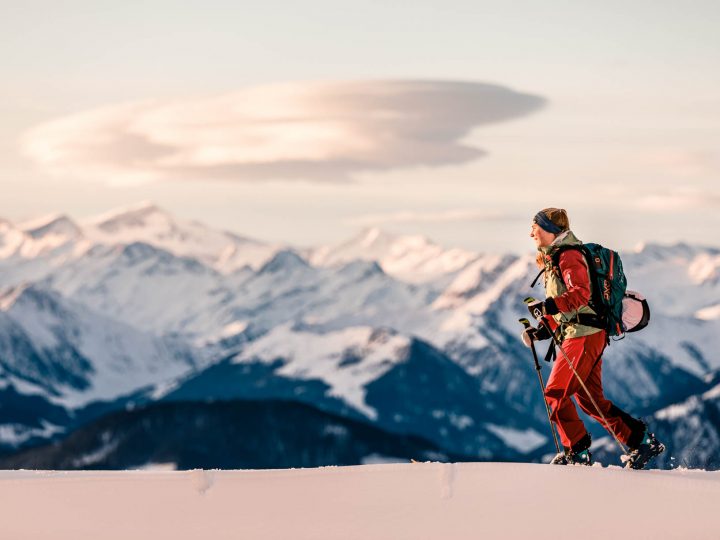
[635,189,720,212]
[642,149,720,177]
[346,209,514,226]
[21,80,545,185]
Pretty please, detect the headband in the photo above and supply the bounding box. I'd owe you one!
[533,211,564,234]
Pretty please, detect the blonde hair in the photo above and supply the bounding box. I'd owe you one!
[540,207,570,231]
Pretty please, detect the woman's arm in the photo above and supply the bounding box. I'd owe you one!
[545,249,592,315]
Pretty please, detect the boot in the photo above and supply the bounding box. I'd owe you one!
[549,433,593,466]
[624,430,665,470]
[549,448,593,465]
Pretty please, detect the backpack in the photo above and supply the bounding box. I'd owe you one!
[533,243,650,339]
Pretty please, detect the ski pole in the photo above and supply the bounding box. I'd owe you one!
[524,298,629,456]
[519,318,561,454]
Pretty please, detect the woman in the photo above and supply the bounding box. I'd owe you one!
[522,207,664,468]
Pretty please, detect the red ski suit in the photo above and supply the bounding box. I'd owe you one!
[542,249,643,450]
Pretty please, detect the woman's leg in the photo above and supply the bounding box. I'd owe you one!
[572,333,646,447]
[544,335,594,449]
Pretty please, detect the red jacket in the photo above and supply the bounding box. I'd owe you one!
[542,248,592,331]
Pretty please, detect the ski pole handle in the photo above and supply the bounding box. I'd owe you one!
[518,318,541,367]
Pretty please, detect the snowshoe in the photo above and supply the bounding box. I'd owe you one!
[569,448,593,466]
[550,448,593,466]
[624,431,665,470]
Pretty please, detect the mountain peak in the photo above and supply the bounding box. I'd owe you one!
[19,214,83,240]
[80,202,280,274]
[336,259,386,280]
[356,227,397,247]
[258,250,310,275]
[314,227,426,264]
[87,201,172,233]
[311,227,477,284]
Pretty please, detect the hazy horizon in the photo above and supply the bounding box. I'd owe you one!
[4,199,715,258]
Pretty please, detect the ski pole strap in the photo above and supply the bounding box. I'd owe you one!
[542,325,564,363]
[543,342,556,363]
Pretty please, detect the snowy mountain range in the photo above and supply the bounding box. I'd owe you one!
[0,202,718,468]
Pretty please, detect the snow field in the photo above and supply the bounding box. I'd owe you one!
[1,462,719,540]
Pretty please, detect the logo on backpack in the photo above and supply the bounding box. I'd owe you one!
[602,279,611,302]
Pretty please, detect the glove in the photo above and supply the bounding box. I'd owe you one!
[527,298,559,319]
[520,324,551,348]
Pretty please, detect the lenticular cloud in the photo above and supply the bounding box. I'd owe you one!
[21,80,545,185]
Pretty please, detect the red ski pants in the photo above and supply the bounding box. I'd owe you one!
[544,330,635,449]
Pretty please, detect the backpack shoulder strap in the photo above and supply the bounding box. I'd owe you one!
[554,244,609,322]
[529,245,582,288]
[550,244,584,269]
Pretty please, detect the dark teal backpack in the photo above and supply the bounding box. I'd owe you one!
[542,243,650,339]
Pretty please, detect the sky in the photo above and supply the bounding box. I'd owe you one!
[1,1,719,254]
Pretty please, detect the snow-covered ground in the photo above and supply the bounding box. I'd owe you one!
[1,463,718,539]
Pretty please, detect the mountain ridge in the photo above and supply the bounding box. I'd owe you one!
[1,203,719,468]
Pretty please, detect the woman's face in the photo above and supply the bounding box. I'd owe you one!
[530,222,556,248]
